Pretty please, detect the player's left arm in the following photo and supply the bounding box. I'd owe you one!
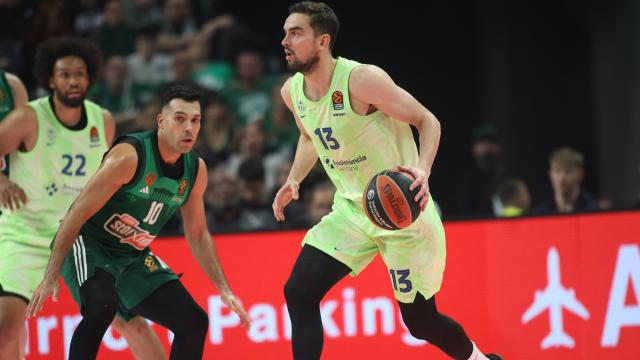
[180,158,250,329]
[6,72,28,108]
[102,109,116,146]
[350,65,441,210]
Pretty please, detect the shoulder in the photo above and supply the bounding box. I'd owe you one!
[280,76,295,107]
[5,73,28,107]
[105,142,139,167]
[350,64,393,90]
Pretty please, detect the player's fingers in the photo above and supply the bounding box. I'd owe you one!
[53,283,59,302]
[15,188,27,206]
[27,292,40,318]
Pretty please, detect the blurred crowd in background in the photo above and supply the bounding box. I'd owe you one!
[0,0,628,236]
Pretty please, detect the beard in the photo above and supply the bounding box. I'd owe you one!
[55,89,86,108]
[287,52,320,74]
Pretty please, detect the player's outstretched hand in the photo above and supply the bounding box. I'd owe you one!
[397,165,430,211]
[272,179,300,221]
[0,177,27,211]
[221,293,251,330]
[26,277,59,318]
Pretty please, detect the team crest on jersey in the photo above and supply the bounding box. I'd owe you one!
[297,100,305,112]
[331,91,344,111]
[90,126,99,143]
[104,213,156,250]
[46,128,56,146]
[177,179,188,196]
[144,255,159,272]
[145,173,156,186]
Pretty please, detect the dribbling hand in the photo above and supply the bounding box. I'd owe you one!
[272,179,300,221]
[26,277,59,318]
[221,293,251,330]
[397,165,430,211]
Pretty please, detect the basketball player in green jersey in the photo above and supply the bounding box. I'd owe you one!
[27,84,251,360]
[273,3,502,360]
[0,71,28,181]
[0,38,166,360]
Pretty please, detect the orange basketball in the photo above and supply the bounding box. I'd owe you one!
[362,170,421,230]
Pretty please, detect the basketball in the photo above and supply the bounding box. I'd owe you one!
[362,170,421,230]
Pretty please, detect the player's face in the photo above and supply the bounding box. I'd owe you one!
[158,99,201,153]
[50,56,90,108]
[282,13,321,73]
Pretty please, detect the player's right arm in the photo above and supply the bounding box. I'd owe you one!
[272,77,318,221]
[6,72,28,108]
[0,106,37,210]
[26,143,138,318]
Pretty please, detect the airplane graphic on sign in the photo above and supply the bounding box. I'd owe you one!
[522,247,590,349]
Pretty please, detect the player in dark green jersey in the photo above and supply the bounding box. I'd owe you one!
[274,2,502,360]
[0,38,166,360]
[27,84,251,360]
[0,70,28,179]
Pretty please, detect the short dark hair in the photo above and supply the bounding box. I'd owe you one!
[34,37,102,92]
[289,1,340,50]
[160,83,201,109]
[497,177,525,204]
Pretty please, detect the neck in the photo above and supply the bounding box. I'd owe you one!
[303,56,337,100]
[52,95,83,127]
[555,187,580,212]
[157,131,181,165]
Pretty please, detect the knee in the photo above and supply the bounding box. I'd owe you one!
[82,296,117,324]
[175,306,208,339]
[284,278,316,306]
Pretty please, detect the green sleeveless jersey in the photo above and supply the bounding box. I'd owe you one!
[0,70,16,176]
[290,57,419,202]
[0,96,108,247]
[80,131,198,254]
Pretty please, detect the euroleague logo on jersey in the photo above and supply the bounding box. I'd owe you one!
[89,126,101,147]
[178,179,189,196]
[332,91,344,111]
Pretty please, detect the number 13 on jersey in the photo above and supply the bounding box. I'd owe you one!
[314,127,340,150]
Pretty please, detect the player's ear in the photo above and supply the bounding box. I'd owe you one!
[156,113,164,129]
[319,34,330,49]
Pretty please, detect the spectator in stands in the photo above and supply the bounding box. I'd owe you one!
[127,24,172,101]
[88,55,138,122]
[221,49,284,127]
[205,167,243,233]
[236,159,278,231]
[196,94,236,167]
[123,0,163,31]
[304,181,336,226]
[74,0,105,37]
[190,15,237,91]
[531,146,599,215]
[158,0,197,52]
[91,0,134,58]
[496,177,531,217]
[227,122,288,193]
[264,81,298,156]
[455,124,506,217]
[171,51,195,83]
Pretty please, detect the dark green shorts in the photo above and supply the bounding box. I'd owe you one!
[60,234,179,320]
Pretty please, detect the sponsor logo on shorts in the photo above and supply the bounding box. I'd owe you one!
[104,213,156,250]
[144,255,159,272]
[323,154,368,172]
[331,91,344,111]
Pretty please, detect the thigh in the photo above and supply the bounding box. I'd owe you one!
[0,238,49,301]
[287,245,352,299]
[0,296,27,330]
[130,280,202,330]
[377,199,446,303]
[116,251,179,312]
[303,205,379,276]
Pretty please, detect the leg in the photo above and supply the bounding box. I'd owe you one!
[0,294,27,360]
[284,245,352,360]
[398,293,473,359]
[112,315,167,360]
[69,269,119,360]
[131,280,208,360]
